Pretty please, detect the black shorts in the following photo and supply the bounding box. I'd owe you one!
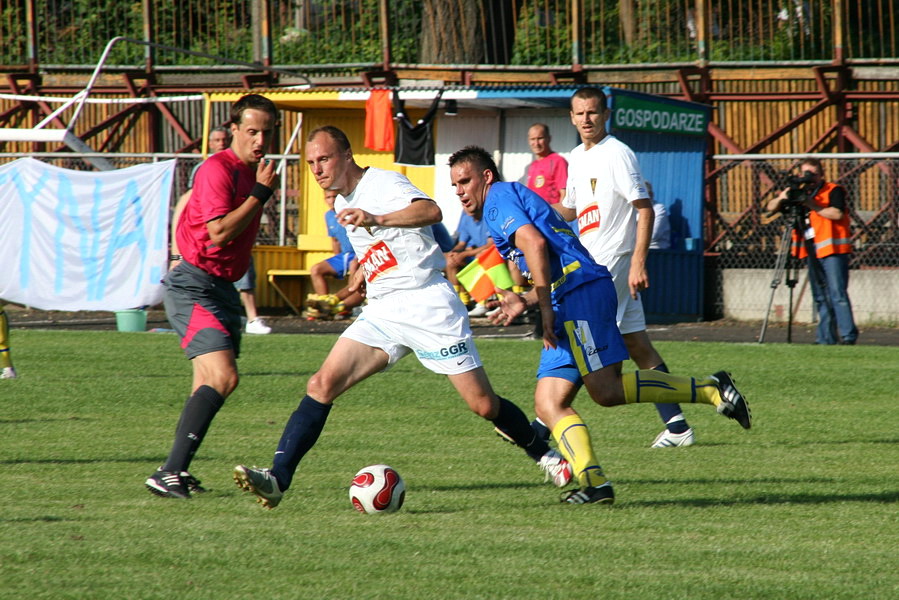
[163,261,243,359]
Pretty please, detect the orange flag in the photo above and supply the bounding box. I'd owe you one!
[456,244,514,302]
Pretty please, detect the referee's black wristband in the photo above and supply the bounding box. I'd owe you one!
[169,254,182,261]
[251,182,274,204]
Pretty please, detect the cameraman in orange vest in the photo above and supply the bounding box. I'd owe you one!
[767,158,858,345]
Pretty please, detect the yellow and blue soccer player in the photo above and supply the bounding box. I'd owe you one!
[0,304,17,379]
[448,146,751,504]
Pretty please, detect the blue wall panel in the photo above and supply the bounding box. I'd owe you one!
[607,89,710,321]
[612,130,707,252]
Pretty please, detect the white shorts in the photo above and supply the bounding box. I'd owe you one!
[341,278,483,375]
[604,253,647,335]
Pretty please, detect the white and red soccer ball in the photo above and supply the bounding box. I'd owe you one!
[349,464,405,514]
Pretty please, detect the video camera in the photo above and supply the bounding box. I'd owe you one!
[783,171,817,205]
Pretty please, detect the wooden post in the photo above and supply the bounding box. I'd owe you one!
[379,0,392,71]
[571,0,583,68]
[25,0,38,73]
[832,0,845,65]
[695,0,710,66]
[142,0,155,73]
[252,0,273,67]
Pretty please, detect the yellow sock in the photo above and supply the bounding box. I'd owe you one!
[621,370,721,407]
[552,414,607,489]
[0,306,11,369]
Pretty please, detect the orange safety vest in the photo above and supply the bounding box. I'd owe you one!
[791,182,853,259]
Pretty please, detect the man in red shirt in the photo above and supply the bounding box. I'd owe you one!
[521,124,569,336]
[145,94,279,499]
[525,123,568,205]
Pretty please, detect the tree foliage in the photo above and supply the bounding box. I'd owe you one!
[0,1,892,69]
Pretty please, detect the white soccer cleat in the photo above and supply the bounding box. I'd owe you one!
[651,427,696,448]
[233,465,283,509]
[1,367,17,379]
[245,318,272,335]
[467,303,489,317]
[538,449,573,488]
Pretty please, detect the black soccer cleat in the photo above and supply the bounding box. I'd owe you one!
[712,370,752,430]
[152,467,207,494]
[560,482,615,505]
[145,469,191,499]
[181,471,207,494]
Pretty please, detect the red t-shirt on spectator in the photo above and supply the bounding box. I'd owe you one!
[526,152,568,205]
[176,148,261,281]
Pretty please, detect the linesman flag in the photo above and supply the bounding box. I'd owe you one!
[456,244,515,302]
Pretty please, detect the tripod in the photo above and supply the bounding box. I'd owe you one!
[759,204,806,343]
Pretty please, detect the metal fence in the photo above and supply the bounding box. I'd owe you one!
[3,151,896,323]
[1,1,898,71]
[707,154,899,323]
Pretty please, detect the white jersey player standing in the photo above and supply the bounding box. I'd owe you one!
[553,87,694,448]
[233,125,572,509]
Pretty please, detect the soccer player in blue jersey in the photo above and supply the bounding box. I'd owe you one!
[448,146,751,504]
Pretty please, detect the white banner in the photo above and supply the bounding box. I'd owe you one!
[0,158,174,311]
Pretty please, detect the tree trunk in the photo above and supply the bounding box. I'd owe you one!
[619,0,636,47]
[419,0,522,65]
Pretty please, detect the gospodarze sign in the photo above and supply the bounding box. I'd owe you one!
[612,94,709,137]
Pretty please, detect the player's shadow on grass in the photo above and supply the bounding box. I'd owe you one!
[0,515,72,523]
[0,455,164,465]
[0,417,98,425]
[625,489,899,507]
[424,482,549,492]
[239,369,319,377]
[640,436,899,448]
[785,436,899,446]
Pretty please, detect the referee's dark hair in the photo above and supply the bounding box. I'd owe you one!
[230,94,279,125]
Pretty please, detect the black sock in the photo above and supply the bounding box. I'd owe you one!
[271,395,332,491]
[652,363,690,434]
[531,418,551,443]
[162,385,225,473]
[492,397,550,461]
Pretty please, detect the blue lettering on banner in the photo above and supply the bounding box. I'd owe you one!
[104,179,147,298]
[0,158,174,310]
[53,173,84,295]
[48,175,151,300]
[3,169,45,289]
[415,341,469,361]
[149,168,172,285]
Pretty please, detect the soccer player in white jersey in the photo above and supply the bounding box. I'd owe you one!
[233,126,571,509]
[552,86,694,448]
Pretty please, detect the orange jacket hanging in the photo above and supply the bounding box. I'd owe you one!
[791,182,853,259]
[364,89,395,152]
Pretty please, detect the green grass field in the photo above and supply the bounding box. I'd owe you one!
[2,330,897,599]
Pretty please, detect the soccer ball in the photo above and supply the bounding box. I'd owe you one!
[349,464,405,514]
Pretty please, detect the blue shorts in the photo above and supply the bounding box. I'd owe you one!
[537,278,628,384]
[325,252,356,279]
